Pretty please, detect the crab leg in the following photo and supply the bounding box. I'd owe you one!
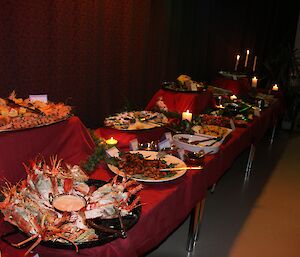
[124,179,139,188]
[111,175,119,185]
[57,233,79,253]
[24,236,42,257]
[127,184,143,196]
[11,234,39,247]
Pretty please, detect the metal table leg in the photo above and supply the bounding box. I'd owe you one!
[247,144,255,173]
[186,198,206,252]
[244,144,255,184]
[270,120,277,145]
[210,183,216,193]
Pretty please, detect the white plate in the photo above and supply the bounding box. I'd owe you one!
[107,150,187,182]
[173,134,223,154]
[104,111,168,131]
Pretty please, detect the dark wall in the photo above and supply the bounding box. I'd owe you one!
[0,0,299,128]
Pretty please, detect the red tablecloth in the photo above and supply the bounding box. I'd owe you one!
[145,89,214,114]
[211,77,251,96]
[0,117,94,186]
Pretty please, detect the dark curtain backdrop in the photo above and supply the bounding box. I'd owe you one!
[0,0,299,128]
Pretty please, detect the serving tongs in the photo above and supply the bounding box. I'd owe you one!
[6,98,44,115]
[160,166,203,171]
[86,206,127,239]
[86,220,126,239]
[204,137,223,147]
[191,136,222,144]
[140,115,166,124]
[139,115,157,122]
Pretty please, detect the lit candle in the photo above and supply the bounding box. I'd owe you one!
[251,76,258,88]
[230,95,237,101]
[272,84,279,91]
[106,137,118,147]
[244,49,250,67]
[234,55,240,71]
[182,110,192,122]
[252,56,257,72]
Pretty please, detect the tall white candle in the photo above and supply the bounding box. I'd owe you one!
[182,110,192,122]
[253,56,257,72]
[251,76,258,88]
[234,55,240,71]
[244,49,250,68]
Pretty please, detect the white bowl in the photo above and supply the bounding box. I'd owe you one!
[173,134,221,154]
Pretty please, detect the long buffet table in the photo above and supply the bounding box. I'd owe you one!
[0,98,282,257]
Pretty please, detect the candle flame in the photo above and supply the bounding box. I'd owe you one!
[186,110,189,113]
[246,50,249,54]
[237,55,240,60]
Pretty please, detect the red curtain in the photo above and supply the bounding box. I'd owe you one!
[0,1,299,128]
[0,1,157,127]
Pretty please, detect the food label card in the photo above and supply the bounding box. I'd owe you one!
[106,147,120,158]
[163,132,173,144]
[253,107,261,117]
[129,138,139,151]
[158,139,171,151]
[177,149,185,160]
[29,94,48,103]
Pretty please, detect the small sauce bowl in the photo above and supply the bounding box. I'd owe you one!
[184,151,205,166]
[52,194,87,212]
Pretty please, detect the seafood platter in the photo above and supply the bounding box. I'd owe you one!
[0,92,72,132]
[0,156,142,255]
[106,151,187,182]
[104,111,168,130]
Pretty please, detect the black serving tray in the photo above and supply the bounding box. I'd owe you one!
[1,179,141,250]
